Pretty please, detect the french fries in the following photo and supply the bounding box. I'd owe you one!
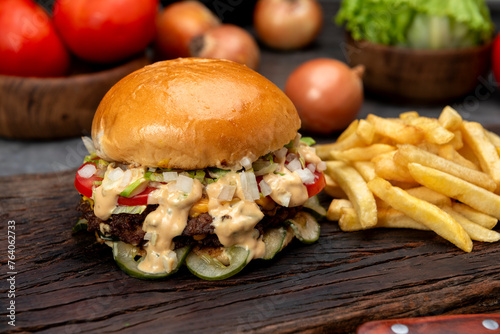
[317,106,500,252]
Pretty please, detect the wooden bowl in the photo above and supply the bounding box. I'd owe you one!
[346,35,492,104]
[0,56,150,140]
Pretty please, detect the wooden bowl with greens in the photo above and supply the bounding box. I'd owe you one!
[336,0,494,104]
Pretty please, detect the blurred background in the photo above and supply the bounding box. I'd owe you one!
[2,0,500,176]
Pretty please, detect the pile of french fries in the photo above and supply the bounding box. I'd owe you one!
[316,106,500,252]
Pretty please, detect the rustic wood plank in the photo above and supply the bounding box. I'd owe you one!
[1,170,500,334]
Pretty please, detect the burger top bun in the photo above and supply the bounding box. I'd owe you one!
[92,58,301,170]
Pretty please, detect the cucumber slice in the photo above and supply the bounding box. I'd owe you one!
[285,212,320,244]
[262,226,287,260]
[113,241,190,280]
[72,218,88,234]
[186,246,249,281]
[303,195,327,219]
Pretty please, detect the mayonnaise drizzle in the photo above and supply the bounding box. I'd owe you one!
[206,172,265,262]
[138,179,203,273]
[89,139,324,274]
[93,165,147,220]
[263,155,308,207]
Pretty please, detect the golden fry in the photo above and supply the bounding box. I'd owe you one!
[407,162,500,220]
[441,206,500,243]
[367,114,424,145]
[327,199,352,221]
[451,203,498,230]
[438,106,463,131]
[461,121,500,188]
[331,144,395,162]
[367,177,472,252]
[326,161,377,228]
[394,144,496,192]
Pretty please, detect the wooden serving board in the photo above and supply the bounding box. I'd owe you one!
[1,170,499,333]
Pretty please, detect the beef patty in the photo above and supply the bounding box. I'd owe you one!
[77,199,301,249]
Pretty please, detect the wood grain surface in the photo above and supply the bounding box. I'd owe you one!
[1,169,499,334]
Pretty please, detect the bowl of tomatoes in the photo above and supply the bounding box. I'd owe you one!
[0,0,157,139]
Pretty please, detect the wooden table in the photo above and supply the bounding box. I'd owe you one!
[2,1,500,333]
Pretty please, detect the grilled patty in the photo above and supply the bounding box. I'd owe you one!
[77,199,301,249]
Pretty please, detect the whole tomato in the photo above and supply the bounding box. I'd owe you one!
[0,0,70,77]
[53,0,158,64]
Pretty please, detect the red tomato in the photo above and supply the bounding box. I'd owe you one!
[492,33,500,85]
[75,162,154,206]
[0,0,70,77]
[53,0,158,64]
[305,171,326,198]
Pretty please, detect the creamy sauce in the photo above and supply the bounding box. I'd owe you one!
[138,179,203,273]
[206,172,265,262]
[93,165,147,220]
[90,140,324,273]
[263,157,308,208]
[298,143,323,167]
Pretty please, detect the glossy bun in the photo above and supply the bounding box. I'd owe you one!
[92,58,300,169]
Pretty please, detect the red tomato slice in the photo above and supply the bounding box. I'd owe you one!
[305,171,326,198]
[75,162,102,198]
[75,163,154,206]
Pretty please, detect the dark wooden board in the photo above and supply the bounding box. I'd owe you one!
[1,170,500,334]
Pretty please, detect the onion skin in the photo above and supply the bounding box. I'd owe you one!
[155,0,220,59]
[285,58,364,134]
[189,24,260,70]
[253,0,323,50]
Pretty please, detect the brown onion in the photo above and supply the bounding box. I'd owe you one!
[253,0,323,50]
[155,1,220,59]
[285,58,364,134]
[189,24,260,70]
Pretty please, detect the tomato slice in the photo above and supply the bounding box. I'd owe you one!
[305,171,326,198]
[75,163,154,206]
[75,162,102,198]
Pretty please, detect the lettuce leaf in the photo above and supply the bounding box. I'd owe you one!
[336,0,494,48]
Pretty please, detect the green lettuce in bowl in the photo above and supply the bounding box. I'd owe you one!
[336,0,494,49]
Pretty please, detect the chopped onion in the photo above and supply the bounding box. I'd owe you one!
[240,171,260,201]
[176,174,193,193]
[240,156,253,170]
[148,167,157,172]
[163,171,179,182]
[120,169,132,187]
[275,147,288,160]
[295,168,316,184]
[144,232,152,241]
[107,167,124,181]
[78,164,97,179]
[218,184,236,201]
[287,158,302,172]
[286,153,298,162]
[280,192,292,207]
[259,179,272,197]
[307,163,316,173]
[81,136,96,154]
[317,161,327,171]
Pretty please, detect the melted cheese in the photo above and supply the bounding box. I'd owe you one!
[138,179,203,273]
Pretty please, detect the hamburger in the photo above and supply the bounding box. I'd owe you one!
[74,58,326,280]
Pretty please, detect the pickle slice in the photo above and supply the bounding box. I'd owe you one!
[112,241,190,280]
[303,195,327,219]
[285,212,321,244]
[186,246,249,281]
[262,226,294,260]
